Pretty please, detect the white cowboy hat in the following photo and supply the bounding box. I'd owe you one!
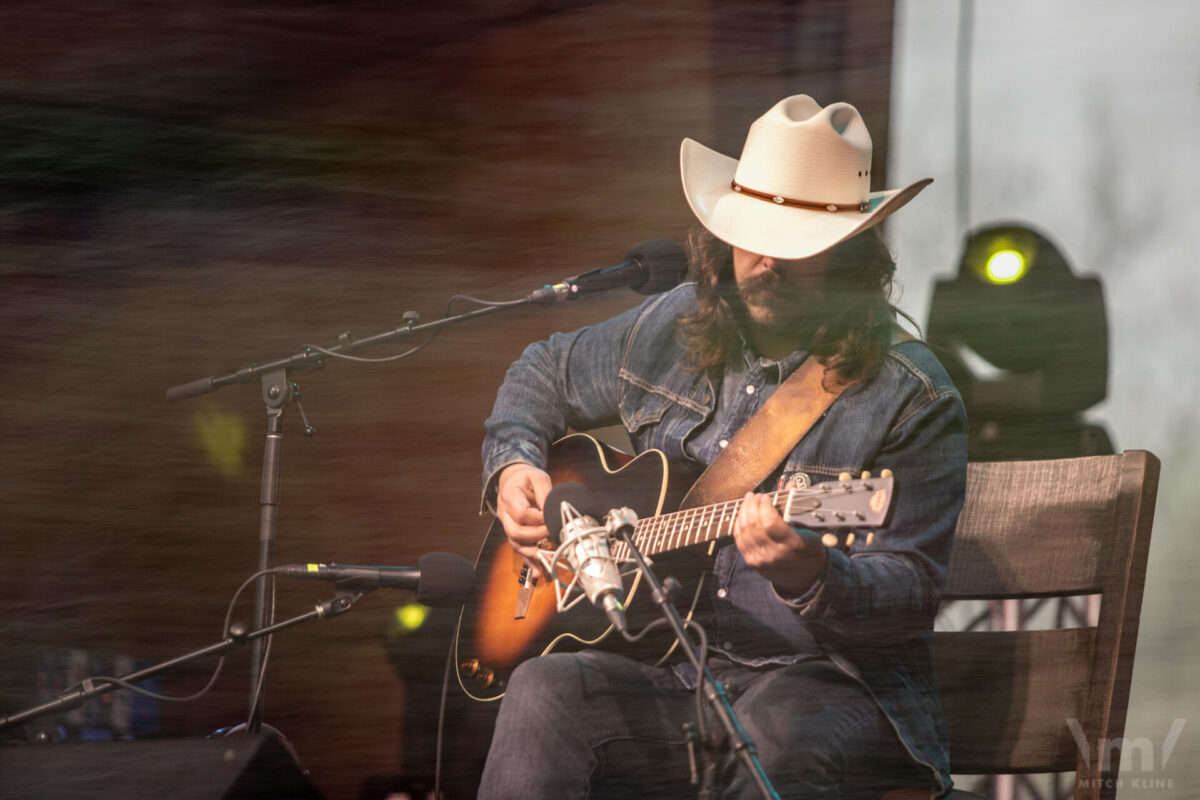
[680,95,932,260]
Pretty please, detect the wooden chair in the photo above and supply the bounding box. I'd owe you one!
[889,450,1160,800]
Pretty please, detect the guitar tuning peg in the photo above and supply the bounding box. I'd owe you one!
[866,531,875,546]
[880,469,893,479]
[838,471,853,482]
[845,532,856,547]
[821,532,839,548]
[861,470,871,480]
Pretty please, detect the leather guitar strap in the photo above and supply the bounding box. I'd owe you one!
[678,355,842,510]
[679,330,914,510]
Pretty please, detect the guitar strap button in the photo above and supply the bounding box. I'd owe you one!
[778,472,812,491]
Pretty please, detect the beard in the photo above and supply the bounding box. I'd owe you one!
[730,269,807,331]
[736,269,781,310]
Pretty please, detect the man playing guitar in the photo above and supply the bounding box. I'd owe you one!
[475,95,966,799]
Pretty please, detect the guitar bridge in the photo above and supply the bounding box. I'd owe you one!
[514,562,537,619]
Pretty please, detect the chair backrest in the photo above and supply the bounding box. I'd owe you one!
[934,450,1160,800]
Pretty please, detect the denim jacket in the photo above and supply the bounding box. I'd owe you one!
[482,284,967,797]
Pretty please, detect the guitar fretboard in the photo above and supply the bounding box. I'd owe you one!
[609,489,791,559]
[602,475,888,561]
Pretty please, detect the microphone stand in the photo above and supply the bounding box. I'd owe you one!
[166,296,551,734]
[163,238,684,731]
[0,588,365,736]
[611,523,780,800]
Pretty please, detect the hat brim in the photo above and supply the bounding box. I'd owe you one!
[680,138,932,260]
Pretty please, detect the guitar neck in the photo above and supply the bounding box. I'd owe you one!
[609,472,892,559]
[616,492,779,558]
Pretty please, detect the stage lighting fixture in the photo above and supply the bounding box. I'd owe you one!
[926,223,1113,460]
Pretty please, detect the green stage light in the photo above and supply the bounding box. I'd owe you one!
[964,227,1038,286]
[984,248,1027,284]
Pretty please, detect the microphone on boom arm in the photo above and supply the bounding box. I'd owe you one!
[527,240,687,304]
[278,551,475,608]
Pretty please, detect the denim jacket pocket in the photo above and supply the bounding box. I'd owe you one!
[617,379,674,433]
[618,373,714,461]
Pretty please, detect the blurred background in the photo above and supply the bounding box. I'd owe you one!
[1,1,1196,798]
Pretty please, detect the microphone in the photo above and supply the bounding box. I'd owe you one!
[529,239,687,304]
[277,551,475,607]
[543,482,628,632]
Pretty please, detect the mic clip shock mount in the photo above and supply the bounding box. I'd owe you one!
[536,504,641,616]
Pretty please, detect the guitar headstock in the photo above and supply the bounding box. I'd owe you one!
[781,470,894,545]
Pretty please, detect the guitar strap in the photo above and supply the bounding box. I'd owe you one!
[679,329,915,510]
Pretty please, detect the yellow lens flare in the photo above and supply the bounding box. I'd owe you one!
[394,602,430,633]
[193,409,247,479]
[984,248,1028,284]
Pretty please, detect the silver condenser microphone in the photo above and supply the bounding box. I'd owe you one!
[544,482,628,633]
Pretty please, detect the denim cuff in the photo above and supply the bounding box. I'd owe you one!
[773,546,847,612]
[480,442,547,514]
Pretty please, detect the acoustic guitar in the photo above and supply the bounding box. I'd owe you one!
[455,433,893,701]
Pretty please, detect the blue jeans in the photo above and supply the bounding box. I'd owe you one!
[477,650,932,799]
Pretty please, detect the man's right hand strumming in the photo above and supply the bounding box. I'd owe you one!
[495,462,554,579]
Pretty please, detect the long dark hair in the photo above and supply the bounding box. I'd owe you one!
[675,225,908,388]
